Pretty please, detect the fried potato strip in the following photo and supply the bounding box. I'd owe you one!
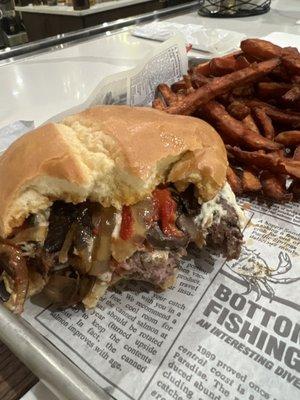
[260,171,292,202]
[275,131,300,146]
[226,166,243,195]
[202,101,281,151]
[253,107,275,140]
[165,58,280,115]
[227,145,300,179]
[242,169,262,192]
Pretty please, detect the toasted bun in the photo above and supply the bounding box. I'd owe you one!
[0,106,227,238]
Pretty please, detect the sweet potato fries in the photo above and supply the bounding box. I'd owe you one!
[153,38,300,202]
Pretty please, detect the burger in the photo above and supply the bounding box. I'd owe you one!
[0,106,244,314]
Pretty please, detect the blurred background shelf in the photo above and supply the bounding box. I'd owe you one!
[14,0,190,41]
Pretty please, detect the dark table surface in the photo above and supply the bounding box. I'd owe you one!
[0,341,37,400]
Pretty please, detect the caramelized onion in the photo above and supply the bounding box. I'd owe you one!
[9,226,48,245]
[91,237,111,276]
[132,197,155,230]
[111,239,139,263]
[70,255,92,275]
[58,224,76,264]
[0,244,29,314]
[74,237,93,274]
[43,274,79,306]
[58,221,94,273]
[91,206,102,234]
[83,279,108,309]
[27,266,47,297]
[90,207,115,276]
[94,235,111,262]
[42,271,95,308]
[39,251,56,275]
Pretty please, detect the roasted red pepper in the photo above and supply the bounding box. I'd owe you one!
[120,206,134,241]
[153,188,183,237]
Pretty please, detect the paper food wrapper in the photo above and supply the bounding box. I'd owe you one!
[1,34,300,400]
[132,21,246,57]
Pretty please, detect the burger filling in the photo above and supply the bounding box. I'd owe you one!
[0,183,244,312]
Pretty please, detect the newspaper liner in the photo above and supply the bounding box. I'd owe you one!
[2,35,300,400]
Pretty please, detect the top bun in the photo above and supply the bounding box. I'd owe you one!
[0,106,227,238]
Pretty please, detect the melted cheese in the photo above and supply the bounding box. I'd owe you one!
[194,183,245,231]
